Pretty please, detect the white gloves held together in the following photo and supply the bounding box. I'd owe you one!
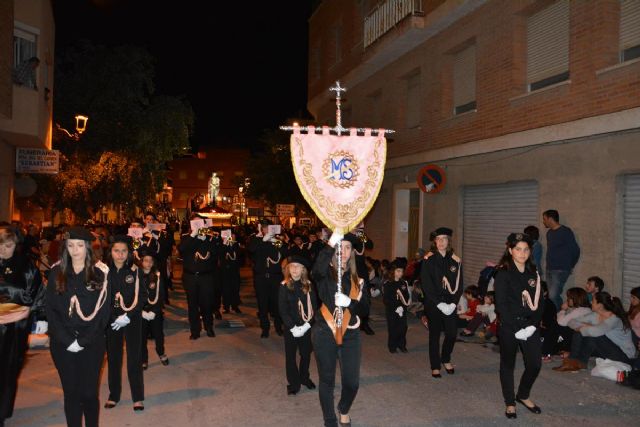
[110,313,130,331]
[395,306,404,317]
[290,322,311,338]
[437,302,457,316]
[515,325,537,340]
[142,311,156,321]
[67,339,84,353]
[334,292,351,308]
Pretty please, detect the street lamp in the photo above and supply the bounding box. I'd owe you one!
[56,114,89,141]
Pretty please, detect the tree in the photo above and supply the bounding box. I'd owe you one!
[34,40,193,221]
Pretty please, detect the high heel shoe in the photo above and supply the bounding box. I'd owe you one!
[516,397,542,414]
[505,410,517,419]
[133,402,144,411]
[431,370,442,378]
[444,364,455,374]
[338,412,351,426]
[104,401,117,409]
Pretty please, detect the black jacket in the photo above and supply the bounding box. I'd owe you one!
[248,235,288,275]
[383,279,411,313]
[107,264,147,320]
[141,270,164,314]
[420,251,463,305]
[179,234,220,274]
[494,265,545,330]
[0,252,44,311]
[278,279,318,330]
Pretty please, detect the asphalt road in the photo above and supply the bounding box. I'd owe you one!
[10,265,640,427]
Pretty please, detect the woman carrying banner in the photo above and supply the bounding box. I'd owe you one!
[312,231,366,427]
[420,227,463,378]
[0,225,45,427]
[494,232,544,419]
[46,227,111,427]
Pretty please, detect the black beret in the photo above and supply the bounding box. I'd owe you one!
[342,232,361,248]
[137,247,158,260]
[286,255,310,270]
[507,232,533,246]
[390,257,408,270]
[64,226,96,242]
[258,218,272,226]
[112,235,133,246]
[430,227,453,241]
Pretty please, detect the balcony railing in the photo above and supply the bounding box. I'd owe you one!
[364,0,423,49]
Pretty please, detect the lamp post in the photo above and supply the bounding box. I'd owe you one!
[56,114,89,141]
[238,186,245,225]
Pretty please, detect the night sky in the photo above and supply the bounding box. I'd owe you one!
[52,0,312,150]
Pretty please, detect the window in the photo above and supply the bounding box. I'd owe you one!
[620,0,640,62]
[179,171,187,180]
[453,44,477,115]
[405,73,421,128]
[13,25,38,89]
[526,0,570,91]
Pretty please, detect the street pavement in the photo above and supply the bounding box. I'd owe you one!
[10,265,640,427]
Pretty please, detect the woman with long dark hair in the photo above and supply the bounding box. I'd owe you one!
[494,232,544,419]
[278,255,317,395]
[46,227,111,427]
[0,225,45,427]
[553,291,635,372]
[312,232,366,427]
[420,227,463,378]
[104,235,147,411]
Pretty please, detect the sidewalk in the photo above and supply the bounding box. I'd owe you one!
[10,265,640,426]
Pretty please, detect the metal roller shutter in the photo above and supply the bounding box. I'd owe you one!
[526,0,570,84]
[620,0,640,52]
[622,174,640,307]
[462,181,539,286]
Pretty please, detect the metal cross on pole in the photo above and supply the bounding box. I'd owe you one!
[329,81,347,135]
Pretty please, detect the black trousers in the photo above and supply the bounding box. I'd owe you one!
[183,272,214,333]
[385,310,407,351]
[253,272,282,331]
[0,318,30,422]
[312,323,361,427]
[284,329,313,391]
[498,326,541,406]
[158,258,171,304]
[106,315,144,402]
[141,313,165,363]
[222,265,241,309]
[50,338,105,427]
[424,302,457,370]
[212,270,223,312]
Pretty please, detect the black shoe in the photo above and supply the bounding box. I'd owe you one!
[338,413,351,426]
[142,362,148,370]
[389,348,398,353]
[302,379,316,390]
[214,310,222,320]
[516,398,541,414]
[189,333,200,340]
[431,370,442,378]
[287,388,299,395]
[133,402,144,411]
[159,355,169,366]
[444,365,455,374]
[399,347,408,353]
[206,328,216,337]
[505,410,517,419]
[261,329,269,338]
[360,324,375,335]
[104,401,117,409]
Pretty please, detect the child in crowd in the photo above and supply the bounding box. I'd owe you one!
[457,285,480,328]
[460,291,496,338]
[139,250,169,369]
[383,258,411,353]
[584,276,605,304]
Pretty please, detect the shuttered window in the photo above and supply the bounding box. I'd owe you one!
[406,72,421,128]
[620,0,640,62]
[462,181,539,286]
[622,175,640,307]
[526,0,570,91]
[453,45,476,115]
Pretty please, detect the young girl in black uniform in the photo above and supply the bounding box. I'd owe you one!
[45,227,111,427]
[278,255,317,395]
[104,235,147,411]
[420,227,463,378]
[138,250,169,369]
[383,258,411,353]
[0,226,44,427]
[221,232,242,314]
[311,231,366,427]
[494,232,544,419]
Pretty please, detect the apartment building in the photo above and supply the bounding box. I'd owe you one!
[308,0,640,302]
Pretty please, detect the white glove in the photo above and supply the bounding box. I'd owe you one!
[447,303,457,315]
[262,233,274,242]
[437,302,456,316]
[370,288,381,298]
[395,306,404,317]
[142,311,156,321]
[67,339,84,353]
[197,234,206,241]
[515,326,536,340]
[290,326,304,338]
[335,292,351,308]
[34,320,48,334]
[299,322,311,335]
[110,313,130,330]
[190,229,198,238]
[328,231,344,247]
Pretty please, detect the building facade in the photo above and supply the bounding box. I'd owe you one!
[309,0,640,304]
[0,0,55,222]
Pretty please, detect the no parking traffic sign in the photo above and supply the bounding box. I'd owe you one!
[417,164,446,194]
